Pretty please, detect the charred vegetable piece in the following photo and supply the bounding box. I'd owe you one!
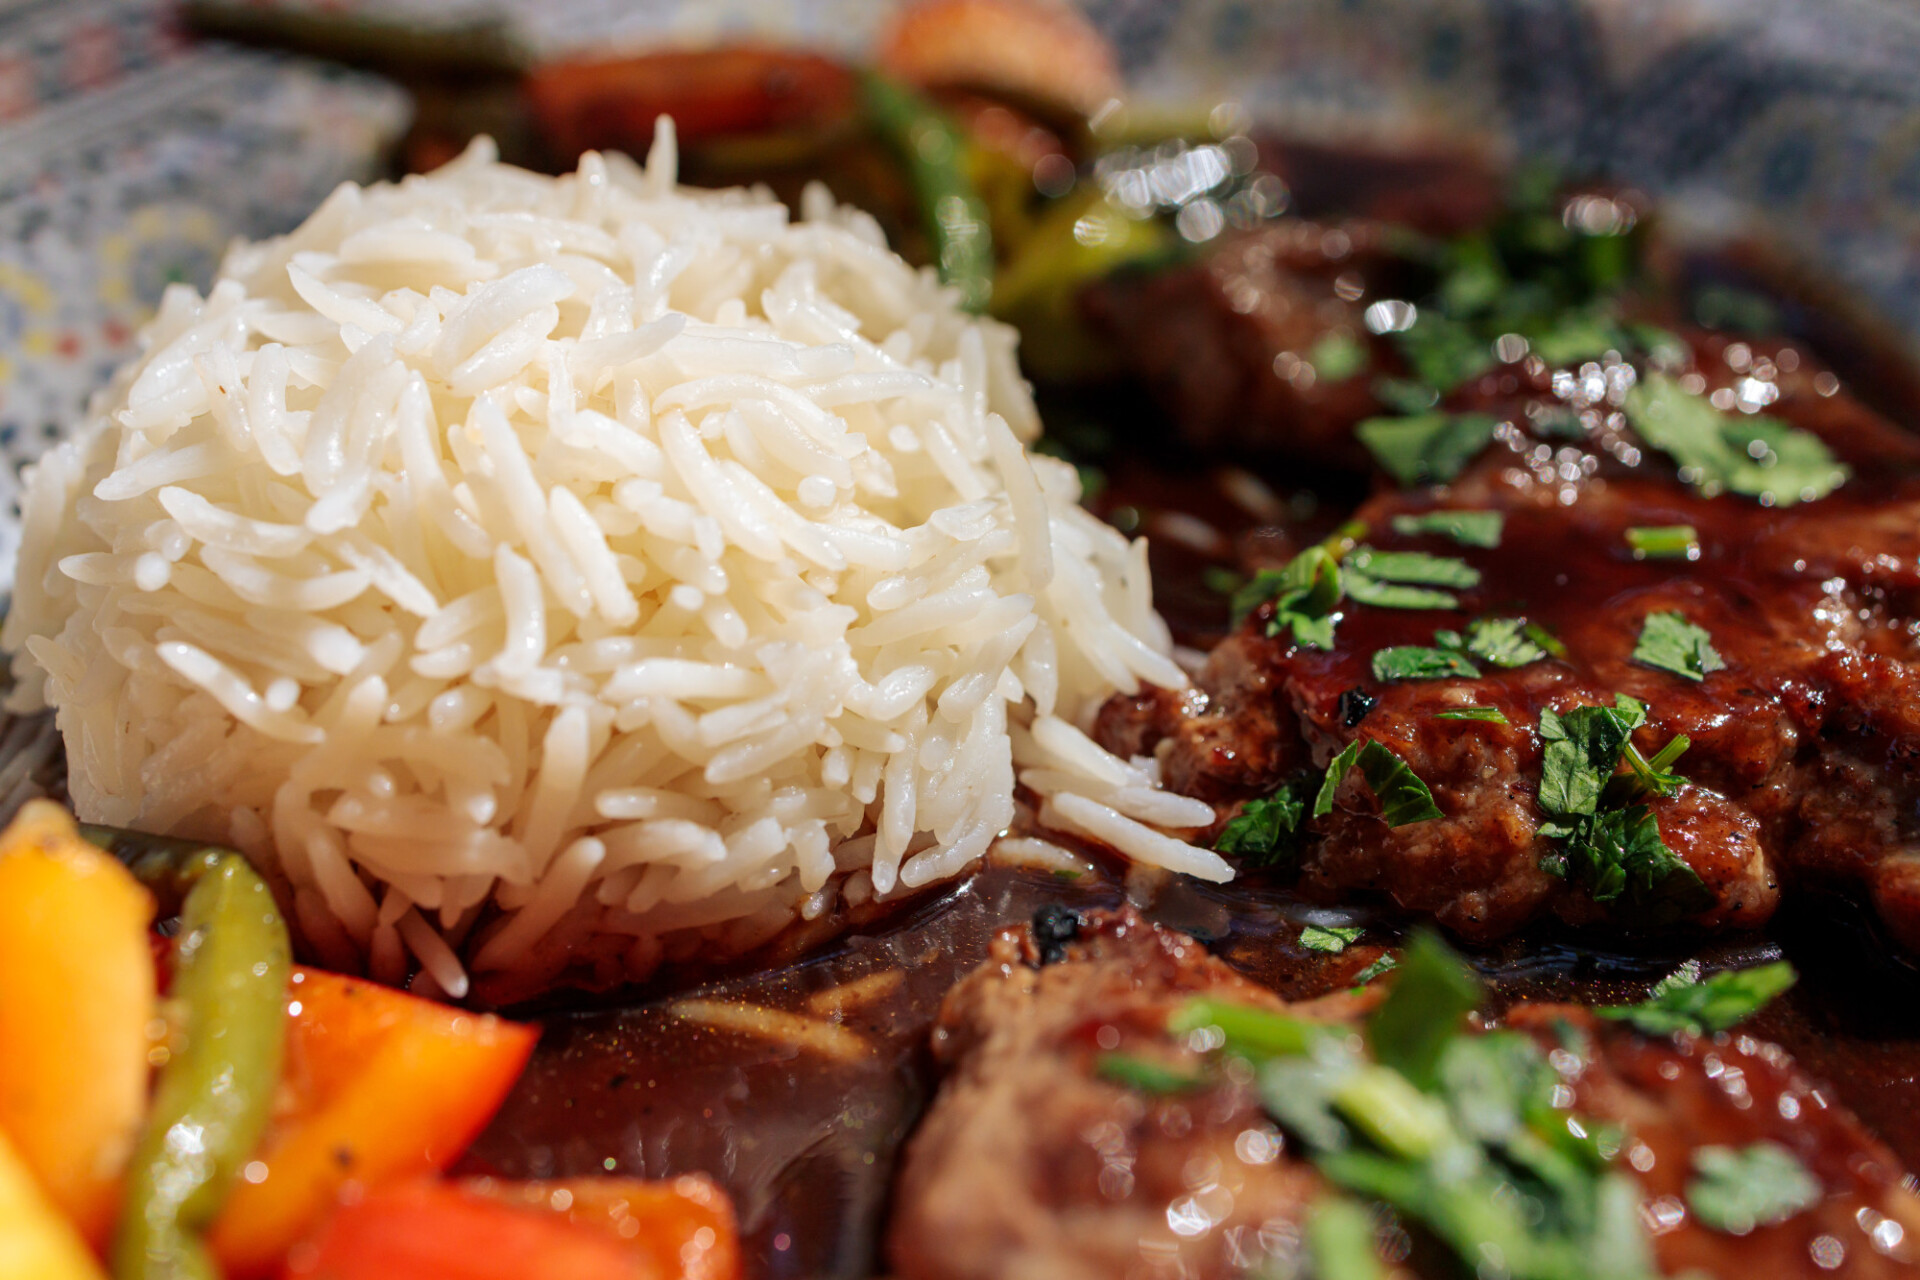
[109,851,290,1280]
[861,72,994,311]
[209,969,539,1278]
[0,1126,109,1280]
[0,802,155,1245]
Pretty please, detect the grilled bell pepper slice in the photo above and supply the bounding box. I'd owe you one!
[459,1176,740,1280]
[283,1178,730,1280]
[0,801,155,1245]
[208,969,538,1277]
[0,1124,109,1280]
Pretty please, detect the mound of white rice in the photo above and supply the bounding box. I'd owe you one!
[3,126,1228,995]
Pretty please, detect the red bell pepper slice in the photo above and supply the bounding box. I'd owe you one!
[209,968,539,1277]
[281,1180,650,1280]
[459,1175,741,1280]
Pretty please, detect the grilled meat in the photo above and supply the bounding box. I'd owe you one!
[889,910,1920,1279]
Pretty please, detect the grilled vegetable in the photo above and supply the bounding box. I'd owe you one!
[209,969,538,1277]
[0,1125,110,1280]
[109,852,290,1280]
[284,1177,742,1280]
[861,72,994,311]
[0,802,155,1245]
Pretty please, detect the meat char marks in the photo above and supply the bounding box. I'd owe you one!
[889,910,1920,1279]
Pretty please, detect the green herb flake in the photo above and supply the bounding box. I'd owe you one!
[1618,733,1690,800]
[1314,740,1444,827]
[1525,620,1569,659]
[1535,698,1712,917]
[1598,960,1796,1037]
[1305,1197,1387,1280]
[1343,573,1459,611]
[1300,924,1366,954]
[1687,1143,1822,1234]
[1435,706,1510,724]
[1390,509,1505,548]
[1526,308,1629,366]
[1309,331,1370,383]
[1632,611,1725,682]
[1231,546,1343,649]
[1094,1052,1206,1095]
[1625,524,1699,560]
[1544,804,1710,913]
[1170,998,1330,1062]
[1372,376,1441,415]
[1367,930,1482,1090]
[1356,412,1501,487]
[1624,373,1849,506]
[1350,954,1399,987]
[1347,548,1481,589]
[1536,698,1645,824]
[1371,646,1480,683]
[1215,779,1313,867]
[1202,565,1246,596]
[1445,616,1548,669]
[1392,312,1497,393]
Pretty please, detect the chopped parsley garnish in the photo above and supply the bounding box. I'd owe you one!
[1202,565,1245,596]
[1441,616,1548,669]
[1300,924,1366,954]
[1309,331,1369,383]
[1624,373,1848,506]
[1094,1052,1205,1095]
[1372,376,1441,415]
[1346,548,1481,590]
[1345,545,1479,611]
[1436,706,1510,723]
[1631,611,1724,682]
[1372,645,1480,683]
[1597,959,1796,1037]
[1537,697,1646,825]
[1140,929,1665,1280]
[1624,524,1698,560]
[1305,1198,1386,1280]
[1393,312,1498,392]
[1390,509,1505,548]
[1350,954,1399,986]
[1214,778,1314,866]
[1368,931,1482,1088]
[1356,412,1501,487]
[1315,739,1444,827]
[1534,698,1711,917]
[1619,733,1691,800]
[1230,545,1342,648]
[1687,1143,1822,1235]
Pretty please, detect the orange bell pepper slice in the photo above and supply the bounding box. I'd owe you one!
[281,1180,650,1280]
[459,1175,741,1280]
[209,968,538,1277]
[0,1125,109,1280]
[0,800,155,1245]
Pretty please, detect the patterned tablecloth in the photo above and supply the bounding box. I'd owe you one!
[9,0,1920,591]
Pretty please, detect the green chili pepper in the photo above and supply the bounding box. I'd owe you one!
[100,839,290,1280]
[861,71,994,312]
